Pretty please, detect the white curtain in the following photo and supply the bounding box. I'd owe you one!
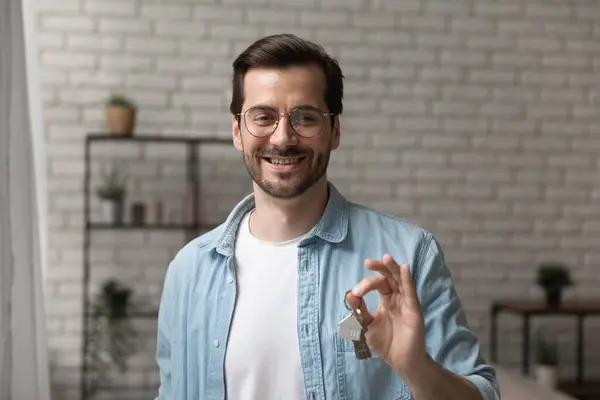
[0,0,51,398]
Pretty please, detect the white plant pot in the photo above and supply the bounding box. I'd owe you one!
[534,364,557,388]
[100,200,124,224]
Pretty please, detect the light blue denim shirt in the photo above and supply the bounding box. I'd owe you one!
[155,182,500,400]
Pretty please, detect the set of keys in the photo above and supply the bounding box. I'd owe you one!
[337,290,372,360]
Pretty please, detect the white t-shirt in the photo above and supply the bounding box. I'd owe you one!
[224,210,306,400]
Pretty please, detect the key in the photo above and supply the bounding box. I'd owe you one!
[338,290,364,341]
[353,335,372,360]
[338,308,372,360]
[339,290,372,360]
[338,312,363,341]
[351,309,372,360]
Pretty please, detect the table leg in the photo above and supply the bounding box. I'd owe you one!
[577,315,584,384]
[522,314,530,375]
[490,305,498,363]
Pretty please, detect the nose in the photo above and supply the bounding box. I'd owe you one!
[269,114,298,147]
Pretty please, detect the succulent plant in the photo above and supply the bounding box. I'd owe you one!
[106,94,136,109]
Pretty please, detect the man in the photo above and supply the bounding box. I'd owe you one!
[155,33,500,400]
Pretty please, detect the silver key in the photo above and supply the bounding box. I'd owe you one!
[338,307,372,360]
[351,309,372,360]
[353,336,372,360]
[338,312,363,341]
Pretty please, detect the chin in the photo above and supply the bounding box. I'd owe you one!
[244,154,328,199]
[257,180,308,199]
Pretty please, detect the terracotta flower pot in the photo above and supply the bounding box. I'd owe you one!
[106,106,136,136]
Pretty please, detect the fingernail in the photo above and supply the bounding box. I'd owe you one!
[352,287,360,296]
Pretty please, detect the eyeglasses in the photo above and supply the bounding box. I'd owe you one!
[237,106,334,138]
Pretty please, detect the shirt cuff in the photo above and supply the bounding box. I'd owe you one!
[465,373,501,400]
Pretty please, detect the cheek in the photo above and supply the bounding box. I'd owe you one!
[311,138,331,156]
[246,149,259,162]
[241,136,262,154]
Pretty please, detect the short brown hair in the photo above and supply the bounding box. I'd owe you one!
[229,33,344,122]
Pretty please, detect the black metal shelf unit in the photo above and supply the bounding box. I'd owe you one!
[80,133,231,400]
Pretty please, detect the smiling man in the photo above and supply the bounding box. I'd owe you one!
[154,34,500,400]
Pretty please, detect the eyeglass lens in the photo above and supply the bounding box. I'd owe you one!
[244,107,325,138]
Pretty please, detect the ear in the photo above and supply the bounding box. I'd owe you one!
[232,114,243,152]
[330,115,341,150]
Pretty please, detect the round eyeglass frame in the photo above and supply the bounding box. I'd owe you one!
[236,106,335,138]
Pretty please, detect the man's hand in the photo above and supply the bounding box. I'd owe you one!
[346,253,484,400]
[345,254,426,377]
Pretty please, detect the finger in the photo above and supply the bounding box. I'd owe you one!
[345,290,375,326]
[399,263,420,309]
[364,259,398,291]
[351,274,393,298]
[382,254,403,286]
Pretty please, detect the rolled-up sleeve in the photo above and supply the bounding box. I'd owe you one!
[465,373,501,400]
[414,233,501,400]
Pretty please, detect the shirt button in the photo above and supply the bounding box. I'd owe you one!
[213,339,219,348]
[227,277,234,284]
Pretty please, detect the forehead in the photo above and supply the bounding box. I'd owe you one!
[242,65,327,109]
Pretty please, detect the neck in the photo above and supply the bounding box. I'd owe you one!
[249,177,329,242]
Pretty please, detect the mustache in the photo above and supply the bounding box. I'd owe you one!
[256,147,311,158]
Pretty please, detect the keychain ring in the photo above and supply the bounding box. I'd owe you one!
[344,289,363,311]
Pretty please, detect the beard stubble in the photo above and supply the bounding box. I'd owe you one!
[242,145,331,199]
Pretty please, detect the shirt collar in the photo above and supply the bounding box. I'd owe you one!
[208,181,349,256]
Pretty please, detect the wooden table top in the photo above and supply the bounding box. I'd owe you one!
[492,299,600,315]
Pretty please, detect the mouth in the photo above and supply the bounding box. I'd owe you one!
[262,156,307,166]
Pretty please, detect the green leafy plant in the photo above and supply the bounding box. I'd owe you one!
[86,279,137,398]
[96,166,127,202]
[532,328,558,367]
[106,94,136,109]
[536,263,573,307]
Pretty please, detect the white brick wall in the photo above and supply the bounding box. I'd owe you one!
[36,0,600,398]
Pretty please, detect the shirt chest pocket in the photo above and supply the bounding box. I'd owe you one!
[333,334,412,400]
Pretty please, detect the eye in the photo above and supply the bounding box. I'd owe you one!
[248,109,278,126]
[254,114,274,122]
[292,110,321,126]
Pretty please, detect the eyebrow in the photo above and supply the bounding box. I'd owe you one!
[294,104,325,112]
[246,104,275,111]
[247,104,326,112]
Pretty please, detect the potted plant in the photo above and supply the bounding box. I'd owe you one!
[86,279,137,398]
[536,263,572,308]
[96,166,127,225]
[105,94,136,136]
[532,328,559,388]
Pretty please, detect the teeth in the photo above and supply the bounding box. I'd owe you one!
[270,158,300,165]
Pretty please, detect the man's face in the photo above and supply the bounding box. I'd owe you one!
[233,65,340,199]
